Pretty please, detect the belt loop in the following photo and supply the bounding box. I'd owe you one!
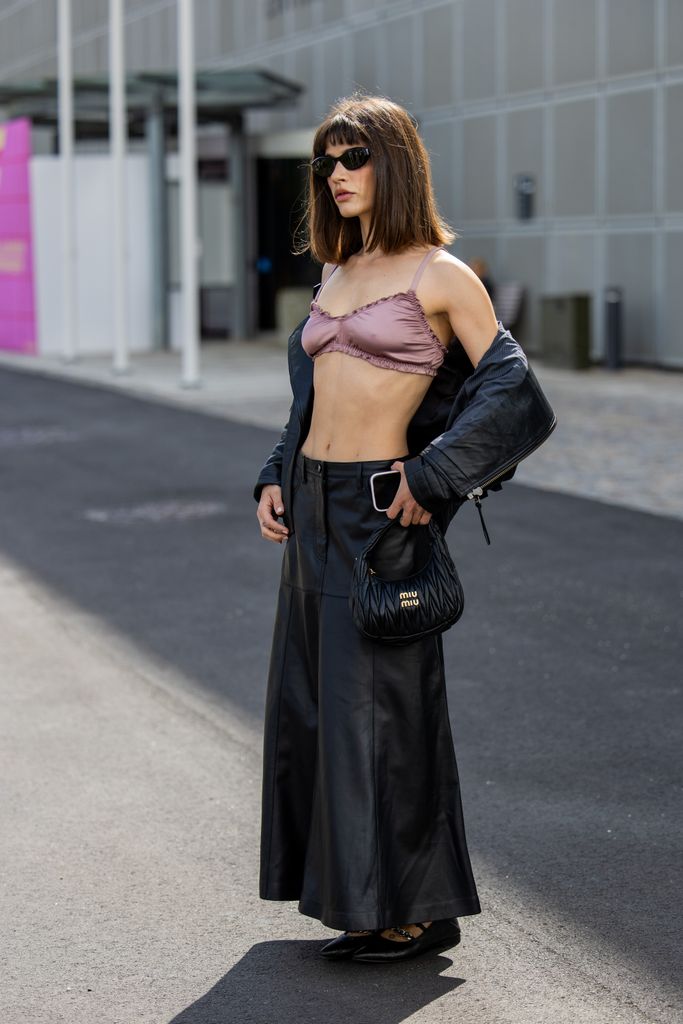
[302,453,307,483]
[356,461,364,492]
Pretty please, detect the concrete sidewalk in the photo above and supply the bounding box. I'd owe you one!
[0,337,681,520]
[2,551,676,1024]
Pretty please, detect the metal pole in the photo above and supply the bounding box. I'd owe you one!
[146,92,169,350]
[178,0,201,387]
[229,114,248,340]
[604,286,623,370]
[57,0,77,361]
[109,0,129,374]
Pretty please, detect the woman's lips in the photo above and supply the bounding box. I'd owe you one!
[335,191,354,202]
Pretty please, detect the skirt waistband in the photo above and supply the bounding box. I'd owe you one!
[297,450,409,479]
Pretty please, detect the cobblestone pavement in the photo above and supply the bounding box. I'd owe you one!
[511,364,683,520]
[0,338,681,520]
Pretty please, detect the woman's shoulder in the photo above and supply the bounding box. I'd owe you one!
[428,249,492,298]
[427,247,468,275]
[421,249,499,342]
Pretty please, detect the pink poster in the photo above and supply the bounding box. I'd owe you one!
[0,117,36,353]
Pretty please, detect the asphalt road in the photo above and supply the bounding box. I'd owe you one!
[1,366,680,1024]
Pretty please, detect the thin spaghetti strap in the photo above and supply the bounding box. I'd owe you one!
[315,263,340,303]
[409,246,442,293]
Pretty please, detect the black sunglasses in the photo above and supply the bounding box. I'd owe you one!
[310,146,371,178]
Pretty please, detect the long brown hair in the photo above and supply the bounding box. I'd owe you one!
[294,91,458,265]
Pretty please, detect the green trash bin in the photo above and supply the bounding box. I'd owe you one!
[540,294,591,369]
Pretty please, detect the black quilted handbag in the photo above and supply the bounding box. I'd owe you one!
[349,517,465,645]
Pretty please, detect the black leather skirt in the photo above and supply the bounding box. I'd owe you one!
[259,450,481,932]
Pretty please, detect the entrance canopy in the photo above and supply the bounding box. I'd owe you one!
[0,67,302,137]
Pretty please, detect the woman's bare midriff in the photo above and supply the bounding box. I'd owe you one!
[299,350,435,461]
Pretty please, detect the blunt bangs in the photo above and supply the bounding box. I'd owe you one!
[314,117,368,158]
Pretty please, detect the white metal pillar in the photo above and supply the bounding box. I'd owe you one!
[109,0,129,374]
[178,0,201,387]
[57,0,78,361]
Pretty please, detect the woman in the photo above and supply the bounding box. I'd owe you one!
[254,93,547,965]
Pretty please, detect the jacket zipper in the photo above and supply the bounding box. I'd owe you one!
[466,487,491,545]
[465,414,558,545]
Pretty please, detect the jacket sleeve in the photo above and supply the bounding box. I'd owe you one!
[402,327,556,513]
[253,404,292,504]
[252,304,316,506]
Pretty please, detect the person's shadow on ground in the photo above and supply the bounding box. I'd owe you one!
[168,940,465,1024]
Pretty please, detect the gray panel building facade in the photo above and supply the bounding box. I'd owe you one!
[1,0,682,366]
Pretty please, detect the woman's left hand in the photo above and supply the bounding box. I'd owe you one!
[385,460,432,527]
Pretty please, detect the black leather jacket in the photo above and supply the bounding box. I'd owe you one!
[253,310,557,543]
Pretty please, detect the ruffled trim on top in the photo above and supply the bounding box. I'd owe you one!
[406,291,455,354]
[310,290,450,359]
[311,291,409,318]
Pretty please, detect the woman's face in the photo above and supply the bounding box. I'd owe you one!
[325,141,376,221]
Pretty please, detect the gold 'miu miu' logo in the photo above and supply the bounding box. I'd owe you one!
[400,590,420,608]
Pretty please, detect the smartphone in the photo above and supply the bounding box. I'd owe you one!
[369,470,402,512]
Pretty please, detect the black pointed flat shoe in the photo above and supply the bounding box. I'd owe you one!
[350,918,461,964]
[319,930,377,959]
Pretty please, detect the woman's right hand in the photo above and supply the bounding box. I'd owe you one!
[257,484,289,544]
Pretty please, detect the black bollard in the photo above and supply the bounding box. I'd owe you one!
[605,286,623,370]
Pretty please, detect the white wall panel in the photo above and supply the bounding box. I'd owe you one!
[30,154,152,356]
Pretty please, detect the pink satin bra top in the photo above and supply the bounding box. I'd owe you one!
[300,245,451,377]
